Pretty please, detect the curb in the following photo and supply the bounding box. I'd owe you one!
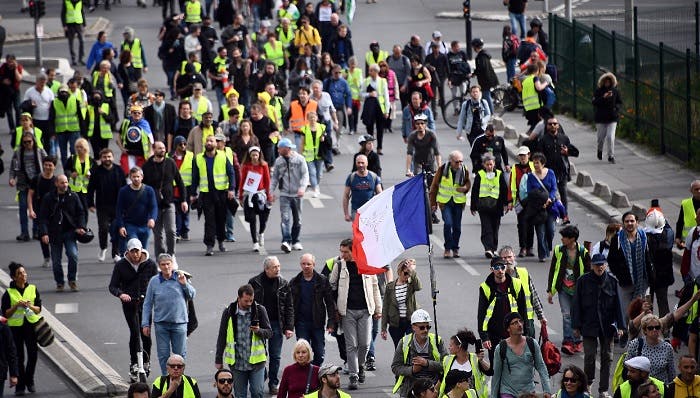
[5,17,111,44]
[0,270,129,397]
[436,9,628,21]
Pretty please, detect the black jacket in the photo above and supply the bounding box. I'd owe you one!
[470,169,508,215]
[572,271,626,338]
[592,86,623,123]
[0,323,17,381]
[142,157,187,207]
[535,131,579,182]
[470,135,508,172]
[87,164,126,208]
[289,271,335,329]
[474,50,499,90]
[477,273,528,340]
[214,301,272,365]
[108,253,158,301]
[249,272,294,331]
[38,188,86,241]
[144,103,176,140]
[608,232,655,289]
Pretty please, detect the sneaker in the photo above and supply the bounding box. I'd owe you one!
[26,385,35,393]
[485,251,494,259]
[281,242,291,253]
[443,250,452,259]
[312,187,320,198]
[56,284,64,292]
[98,248,107,262]
[518,248,527,258]
[42,258,50,268]
[608,157,616,164]
[269,385,279,394]
[253,242,260,252]
[219,242,227,252]
[181,233,190,241]
[348,375,359,390]
[69,281,79,292]
[15,389,25,396]
[129,363,138,383]
[113,254,121,262]
[431,213,440,224]
[452,250,460,258]
[326,164,335,172]
[258,233,265,246]
[365,357,376,371]
[205,246,214,256]
[358,366,366,383]
[144,361,151,377]
[16,234,30,242]
[526,249,535,257]
[561,341,575,355]
[597,150,603,160]
[224,237,236,242]
[332,148,341,155]
[342,362,349,374]
[292,242,304,251]
[600,392,613,398]
[574,341,583,352]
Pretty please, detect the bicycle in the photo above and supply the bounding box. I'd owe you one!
[492,78,523,116]
[441,77,472,130]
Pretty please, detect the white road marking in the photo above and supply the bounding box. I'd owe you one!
[303,191,333,209]
[238,216,250,232]
[55,303,79,314]
[429,235,480,276]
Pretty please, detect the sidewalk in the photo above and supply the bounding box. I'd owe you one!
[2,16,110,44]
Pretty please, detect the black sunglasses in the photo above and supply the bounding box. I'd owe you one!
[217,378,233,384]
[562,377,578,383]
[491,264,506,271]
[168,363,184,369]
[645,325,661,331]
[416,325,431,331]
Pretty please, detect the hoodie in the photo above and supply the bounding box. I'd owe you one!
[108,250,158,300]
[665,375,700,398]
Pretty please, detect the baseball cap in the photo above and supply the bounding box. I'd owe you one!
[318,363,342,381]
[58,84,70,93]
[490,256,507,268]
[153,89,165,96]
[130,104,143,113]
[278,137,296,149]
[358,134,375,144]
[517,146,530,156]
[20,112,32,119]
[214,132,227,141]
[624,356,651,373]
[410,309,432,324]
[433,31,442,38]
[126,238,143,252]
[591,253,607,265]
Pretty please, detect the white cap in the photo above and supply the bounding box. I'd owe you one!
[126,238,143,251]
[624,356,651,373]
[410,309,432,324]
[517,146,530,156]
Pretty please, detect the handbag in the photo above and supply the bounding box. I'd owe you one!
[34,317,55,347]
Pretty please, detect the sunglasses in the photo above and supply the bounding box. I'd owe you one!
[646,325,661,331]
[491,264,506,271]
[562,377,578,383]
[168,363,184,369]
[217,378,233,384]
[416,325,431,331]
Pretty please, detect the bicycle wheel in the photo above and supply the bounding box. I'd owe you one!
[442,97,463,130]
[491,87,506,116]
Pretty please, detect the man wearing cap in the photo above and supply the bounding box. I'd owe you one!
[190,134,237,256]
[477,257,528,361]
[401,91,435,143]
[118,104,154,176]
[429,150,470,258]
[391,309,446,397]
[186,111,216,154]
[424,31,448,56]
[50,83,84,169]
[109,238,158,381]
[61,0,87,66]
[343,154,382,222]
[470,124,508,173]
[508,146,535,257]
[270,138,309,253]
[490,312,552,398]
[121,27,148,79]
[87,148,126,262]
[169,136,194,242]
[614,356,664,398]
[305,364,350,398]
[144,91,176,145]
[142,141,188,257]
[352,135,381,176]
[23,74,55,154]
[573,253,625,398]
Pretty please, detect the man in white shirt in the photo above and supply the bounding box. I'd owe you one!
[23,73,55,155]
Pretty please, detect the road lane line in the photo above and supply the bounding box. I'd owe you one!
[429,235,480,276]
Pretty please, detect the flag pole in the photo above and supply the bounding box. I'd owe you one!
[422,171,439,336]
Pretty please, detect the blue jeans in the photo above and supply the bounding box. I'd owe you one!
[506,58,517,83]
[56,131,80,169]
[279,196,302,244]
[50,231,79,285]
[441,202,464,251]
[307,159,324,188]
[164,67,177,97]
[17,189,33,237]
[367,317,379,358]
[250,3,262,33]
[232,367,265,398]
[268,322,283,387]
[6,92,20,131]
[154,321,187,376]
[482,89,495,115]
[175,205,190,237]
[509,12,527,38]
[295,320,326,366]
[535,214,556,260]
[119,223,151,254]
[558,290,580,344]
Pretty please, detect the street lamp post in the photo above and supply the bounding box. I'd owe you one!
[463,0,473,59]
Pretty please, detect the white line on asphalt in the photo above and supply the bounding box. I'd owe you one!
[238,216,250,232]
[429,235,480,276]
[55,303,79,314]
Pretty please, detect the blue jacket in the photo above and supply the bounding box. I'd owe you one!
[115,184,159,229]
[141,271,196,326]
[87,41,117,70]
[401,105,435,138]
[323,77,352,109]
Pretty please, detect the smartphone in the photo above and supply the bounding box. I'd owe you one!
[475,339,483,352]
[251,320,260,327]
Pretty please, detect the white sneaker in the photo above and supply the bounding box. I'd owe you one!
[98,248,107,262]
[292,242,304,251]
[281,242,291,253]
[253,242,260,252]
[171,255,178,269]
[258,233,265,246]
[42,258,50,268]
[113,254,121,263]
[312,187,320,198]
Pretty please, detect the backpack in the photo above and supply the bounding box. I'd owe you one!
[498,336,536,369]
[503,34,520,59]
[612,337,644,392]
[538,324,561,376]
[545,64,558,83]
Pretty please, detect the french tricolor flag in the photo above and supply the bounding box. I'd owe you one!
[352,175,430,274]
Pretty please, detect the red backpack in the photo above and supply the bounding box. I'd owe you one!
[539,324,561,376]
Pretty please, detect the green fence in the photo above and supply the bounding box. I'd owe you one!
[550,14,700,164]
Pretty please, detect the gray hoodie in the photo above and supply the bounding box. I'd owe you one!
[271,151,309,197]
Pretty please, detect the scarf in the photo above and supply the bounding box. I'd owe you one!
[618,228,648,296]
[153,101,165,133]
[442,163,467,186]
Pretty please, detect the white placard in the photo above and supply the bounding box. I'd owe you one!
[243,171,262,193]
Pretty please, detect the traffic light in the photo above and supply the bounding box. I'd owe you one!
[463,0,470,18]
[38,0,46,18]
[28,0,37,18]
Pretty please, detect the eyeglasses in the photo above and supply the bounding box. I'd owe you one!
[194,88,202,91]
[416,325,431,331]
[167,363,184,369]
[562,377,578,383]
[646,325,661,331]
[491,264,506,271]
[217,378,233,384]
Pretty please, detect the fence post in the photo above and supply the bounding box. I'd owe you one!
[687,49,693,163]
[612,31,617,75]
[593,25,598,75]
[696,1,699,69]
[659,43,665,155]
[572,19,578,117]
[633,7,640,133]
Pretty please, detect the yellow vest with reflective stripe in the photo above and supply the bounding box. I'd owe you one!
[374,77,387,113]
[681,198,697,239]
[87,103,112,139]
[365,50,388,67]
[522,75,541,111]
[619,377,664,398]
[220,147,234,165]
[480,278,523,332]
[439,353,488,398]
[92,71,114,98]
[550,244,587,295]
[276,27,295,55]
[221,104,245,120]
[53,96,81,133]
[510,161,534,205]
[477,169,501,199]
[304,390,351,398]
[185,0,202,23]
[69,156,91,193]
[48,80,61,95]
[301,124,325,161]
[176,151,194,186]
[120,120,151,155]
[195,152,228,192]
[153,375,198,398]
[7,285,42,326]
[223,316,267,365]
[65,0,84,24]
[347,68,363,101]
[180,61,202,75]
[192,98,209,121]
[14,127,44,150]
[263,41,285,67]
[687,284,700,325]
[269,97,284,131]
[122,38,144,69]
[513,267,534,320]
[436,165,468,204]
[392,333,441,393]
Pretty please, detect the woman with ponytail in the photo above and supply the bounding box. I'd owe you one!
[439,328,492,397]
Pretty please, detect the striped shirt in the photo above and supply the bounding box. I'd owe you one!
[395,283,408,318]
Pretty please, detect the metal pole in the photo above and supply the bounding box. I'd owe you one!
[659,43,665,154]
[612,31,618,75]
[686,49,692,163]
[633,7,639,133]
[695,1,699,71]
[34,16,42,67]
[572,19,578,116]
[565,0,573,22]
[464,0,473,60]
[625,0,635,40]
[422,172,438,336]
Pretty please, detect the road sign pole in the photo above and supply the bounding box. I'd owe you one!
[34,17,42,67]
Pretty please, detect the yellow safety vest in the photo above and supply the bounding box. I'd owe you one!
[619,378,664,398]
[69,156,91,193]
[269,97,284,131]
[480,278,523,332]
[153,375,198,398]
[276,27,295,56]
[681,198,697,239]
[221,104,245,120]
[304,390,351,398]
[14,127,44,150]
[185,0,202,23]
[87,103,113,139]
[392,333,442,394]
[301,124,325,161]
[521,75,541,111]
[513,267,534,321]
[192,98,210,121]
[122,38,144,69]
[365,50,388,67]
[371,77,388,113]
[222,316,267,365]
[687,284,700,325]
[199,125,214,146]
[120,120,151,155]
[48,80,61,95]
[436,164,468,204]
[180,61,202,75]
[7,285,42,326]
[477,169,501,199]
[64,0,84,24]
[92,71,114,98]
[263,41,285,67]
[549,244,587,295]
[195,152,229,192]
[439,353,488,398]
[220,147,234,164]
[510,161,534,205]
[175,150,194,186]
[347,68,363,100]
[53,96,81,133]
